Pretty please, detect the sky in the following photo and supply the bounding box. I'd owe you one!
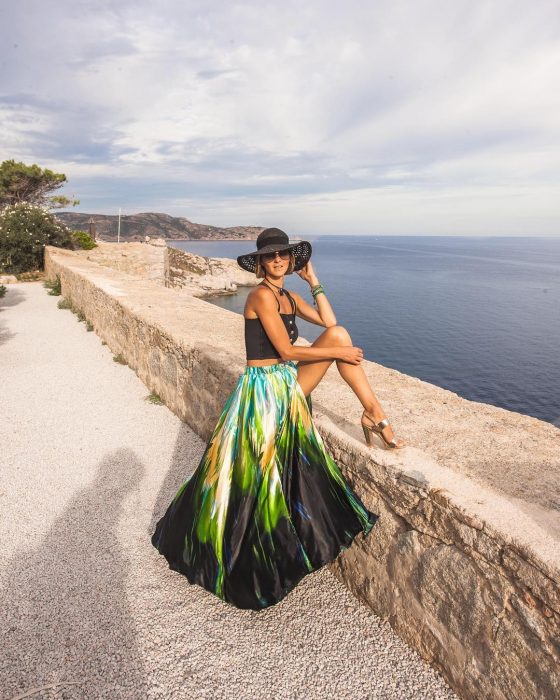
[1,0,559,235]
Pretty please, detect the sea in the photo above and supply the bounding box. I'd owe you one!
[168,236,560,428]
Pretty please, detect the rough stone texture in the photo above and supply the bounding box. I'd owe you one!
[72,238,168,285]
[69,239,258,299]
[0,274,18,284]
[44,245,560,700]
[167,245,257,296]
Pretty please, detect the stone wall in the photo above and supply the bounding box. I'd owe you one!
[44,245,560,700]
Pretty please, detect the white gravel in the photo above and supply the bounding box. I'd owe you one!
[0,282,457,700]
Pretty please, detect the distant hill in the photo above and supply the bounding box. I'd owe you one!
[55,212,263,242]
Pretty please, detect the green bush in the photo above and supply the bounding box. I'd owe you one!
[0,202,74,274]
[71,229,96,250]
[145,391,164,405]
[0,284,7,298]
[43,274,61,295]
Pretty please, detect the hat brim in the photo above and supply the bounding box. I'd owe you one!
[237,241,312,273]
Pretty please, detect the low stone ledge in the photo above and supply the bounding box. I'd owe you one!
[44,245,560,700]
[72,239,169,283]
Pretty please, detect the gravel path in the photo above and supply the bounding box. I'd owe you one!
[0,282,456,700]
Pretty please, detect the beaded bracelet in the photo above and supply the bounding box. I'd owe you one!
[311,284,325,303]
[313,291,325,305]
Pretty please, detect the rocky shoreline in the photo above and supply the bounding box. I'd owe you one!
[167,243,257,297]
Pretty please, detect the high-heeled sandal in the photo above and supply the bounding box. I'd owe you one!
[361,411,405,449]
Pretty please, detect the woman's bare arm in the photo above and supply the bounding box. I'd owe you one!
[289,290,336,327]
[293,261,337,326]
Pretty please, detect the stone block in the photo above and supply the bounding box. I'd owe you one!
[502,548,560,613]
[490,610,560,700]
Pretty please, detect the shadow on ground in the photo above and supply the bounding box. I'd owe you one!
[149,422,202,533]
[0,286,27,347]
[0,449,149,699]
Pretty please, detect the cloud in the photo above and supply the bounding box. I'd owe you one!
[1,0,559,234]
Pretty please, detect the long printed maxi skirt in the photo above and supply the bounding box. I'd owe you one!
[151,359,378,610]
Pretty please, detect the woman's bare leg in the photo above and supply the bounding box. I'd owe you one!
[296,325,405,446]
[295,328,336,396]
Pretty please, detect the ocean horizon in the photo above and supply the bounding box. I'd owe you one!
[169,235,560,428]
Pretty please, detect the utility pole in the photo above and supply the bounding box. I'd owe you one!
[117,207,121,243]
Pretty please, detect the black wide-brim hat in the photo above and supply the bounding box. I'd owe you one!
[236,227,312,273]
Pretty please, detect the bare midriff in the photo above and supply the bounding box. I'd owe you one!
[246,358,282,367]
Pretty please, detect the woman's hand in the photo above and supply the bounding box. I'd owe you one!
[336,346,364,365]
[296,260,319,286]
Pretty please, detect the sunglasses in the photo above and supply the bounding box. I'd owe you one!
[260,249,291,263]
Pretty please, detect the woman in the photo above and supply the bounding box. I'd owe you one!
[151,228,405,611]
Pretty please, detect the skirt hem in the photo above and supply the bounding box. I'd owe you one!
[152,511,378,611]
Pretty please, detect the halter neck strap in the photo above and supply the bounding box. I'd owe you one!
[260,281,296,315]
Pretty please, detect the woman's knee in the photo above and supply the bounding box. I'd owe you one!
[324,324,351,344]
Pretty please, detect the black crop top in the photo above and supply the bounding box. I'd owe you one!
[244,287,299,360]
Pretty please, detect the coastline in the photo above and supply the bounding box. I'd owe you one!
[165,235,560,427]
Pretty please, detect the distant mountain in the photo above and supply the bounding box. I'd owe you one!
[55,211,263,242]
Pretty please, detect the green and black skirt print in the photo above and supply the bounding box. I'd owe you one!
[151,360,378,610]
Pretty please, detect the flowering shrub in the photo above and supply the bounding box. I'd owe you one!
[0,202,74,273]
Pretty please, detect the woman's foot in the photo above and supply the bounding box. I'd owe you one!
[361,410,406,449]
